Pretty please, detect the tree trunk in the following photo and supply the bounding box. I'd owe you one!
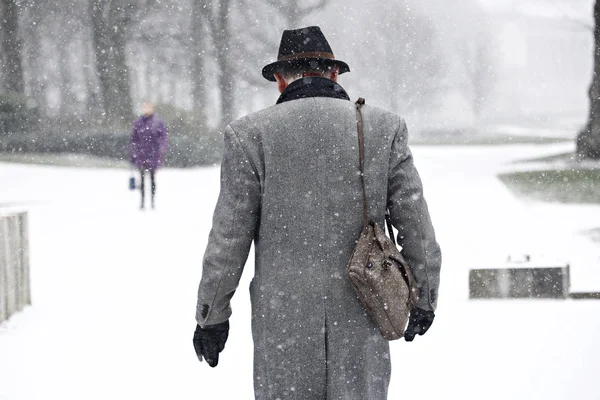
[90,0,113,119]
[110,28,134,123]
[0,0,24,94]
[211,0,234,128]
[216,38,234,127]
[89,0,133,126]
[58,37,76,115]
[386,41,401,113]
[23,4,46,113]
[160,63,170,104]
[84,40,102,118]
[283,2,300,26]
[147,54,158,104]
[471,43,484,119]
[281,0,329,27]
[190,0,208,129]
[578,0,600,159]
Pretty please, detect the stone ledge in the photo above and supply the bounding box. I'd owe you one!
[570,292,600,300]
[469,265,570,299]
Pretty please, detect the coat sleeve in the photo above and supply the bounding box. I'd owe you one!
[387,118,441,311]
[196,125,261,327]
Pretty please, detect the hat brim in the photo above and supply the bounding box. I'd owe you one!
[262,58,351,82]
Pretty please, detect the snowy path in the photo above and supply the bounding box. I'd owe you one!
[1,143,599,400]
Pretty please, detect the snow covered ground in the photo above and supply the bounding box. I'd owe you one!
[1,142,599,400]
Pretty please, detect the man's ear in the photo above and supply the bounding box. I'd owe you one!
[274,73,288,94]
[331,67,339,83]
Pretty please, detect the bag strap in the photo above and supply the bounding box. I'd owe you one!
[355,98,368,228]
[355,97,398,246]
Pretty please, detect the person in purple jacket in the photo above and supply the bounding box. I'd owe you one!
[129,103,168,210]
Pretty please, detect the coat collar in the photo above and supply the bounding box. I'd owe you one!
[276,77,350,105]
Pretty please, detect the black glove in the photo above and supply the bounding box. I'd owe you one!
[193,321,229,367]
[404,308,435,342]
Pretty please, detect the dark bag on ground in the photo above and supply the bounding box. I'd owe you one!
[129,170,136,190]
[346,98,418,341]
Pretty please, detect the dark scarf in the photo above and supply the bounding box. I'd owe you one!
[276,77,351,105]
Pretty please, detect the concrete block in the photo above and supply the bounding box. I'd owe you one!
[4,216,17,317]
[570,292,600,300]
[469,265,570,299]
[0,212,31,323]
[0,218,8,322]
[19,213,31,307]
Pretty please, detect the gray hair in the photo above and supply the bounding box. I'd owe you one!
[279,65,338,84]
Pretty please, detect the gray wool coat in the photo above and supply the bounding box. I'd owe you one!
[196,97,441,400]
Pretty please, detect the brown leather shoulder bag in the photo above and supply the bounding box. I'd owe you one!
[346,98,418,341]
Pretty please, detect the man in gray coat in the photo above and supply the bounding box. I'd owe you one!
[193,26,441,400]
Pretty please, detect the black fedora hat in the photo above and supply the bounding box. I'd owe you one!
[262,26,350,82]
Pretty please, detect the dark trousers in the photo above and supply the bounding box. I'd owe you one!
[140,169,156,209]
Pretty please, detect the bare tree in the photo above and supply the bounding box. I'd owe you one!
[197,0,235,128]
[459,33,494,119]
[265,0,329,27]
[188,0,333,127]
[233,0,332,94]
[190,0,208,126]
[21,0,96,118]
[21,0,47,112]
[128,0,192,108]
[89,0,152,125]
[237,0,331,53]
[373,1,445,114]
[84,40,102,117]
[52,3,87,116]
[0,0,24,94]
[578,0,600,159]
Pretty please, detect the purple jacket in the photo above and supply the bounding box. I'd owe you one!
[129,114,168,170]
